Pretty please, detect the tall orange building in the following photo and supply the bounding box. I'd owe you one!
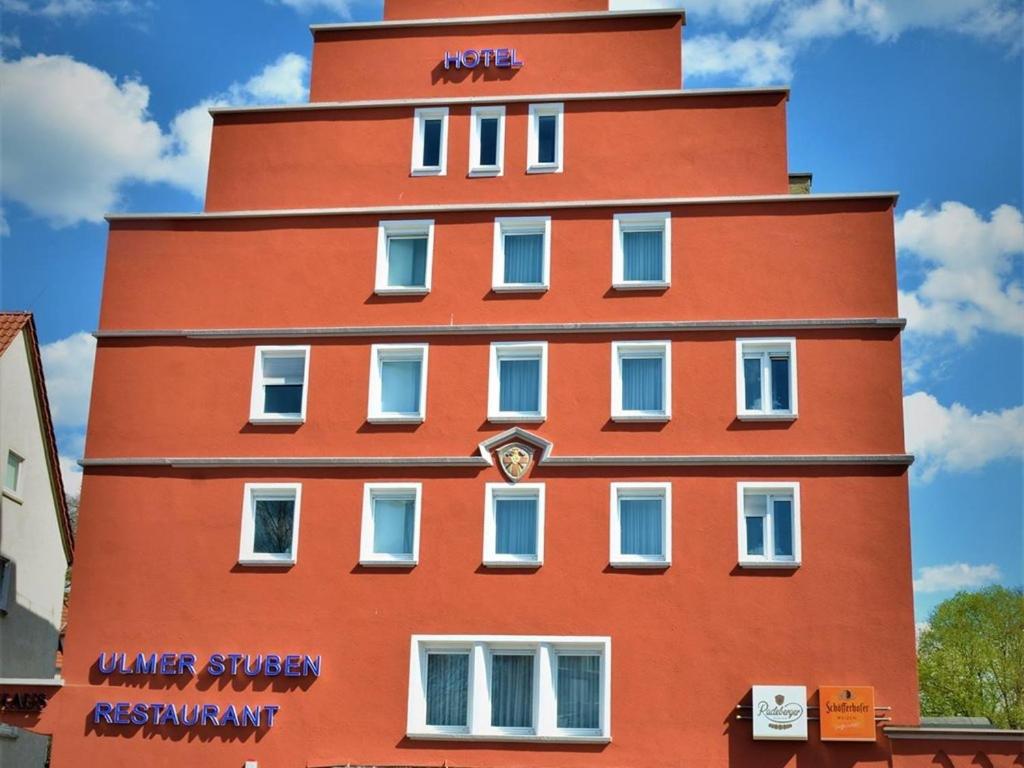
[23,1,974,766]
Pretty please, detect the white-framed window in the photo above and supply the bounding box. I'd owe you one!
[612,212,671,290]
[609,482,672,568]
[611,340,671,421]
[0,557,12,615]
[376,220,435,295]
[360,483,422,567]
[368,343,428,423]
[483,483,544,568]
[737,482,801,568]
[411,107,449,176]
[248,346,310,424]
[407,635,611,743]
[488,342,548,423]
[491,216,551,292]
[469,105,506,176]
[527,103,564,174]
[4,451,24,497]
[736,338,798,420]
[238,483,301,566]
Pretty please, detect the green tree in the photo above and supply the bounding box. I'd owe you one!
[918,586,1024,729]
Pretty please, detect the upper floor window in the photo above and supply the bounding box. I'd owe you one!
[470,105,505,176]
[609,482,672,568]
[527,103,564,174]
[488,342,548,423]
[249,346,310,425]
[612,212,671,290]
[611,341,671,422]
[4,451,23,497]
[368,343,428,423]
[238,483,301,566]
[492,216,551,292]
[736,338,797,420]
[376,220,434,295]
[483,483,545,568]
[737,482,801,568]
[0,557,12,615]
[411,107,448,176]
[360,483,422,567]
[407,635,611,743]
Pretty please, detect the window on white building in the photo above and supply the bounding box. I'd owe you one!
[411,107,448,176]
[736,338,798,419]
[470,106,506,176]
[249,346,310,424]
[492,216,551,292]
[376,220,434,295]
[612,212,671,289]
[610,482,672,568]
[368,344,429,423]
[360,483,421,567]
[737,482,801,567]
[488,342,547,422]
[238,483,301,566]
[527,103,564,173]
[0,557,13,615]
[407,635,611,742]
[4,451,23,496]
[611,341,671,421]
[483,483,544,567]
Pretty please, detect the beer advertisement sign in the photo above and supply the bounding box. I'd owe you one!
[820,686,877,741]
[752,685,808,740]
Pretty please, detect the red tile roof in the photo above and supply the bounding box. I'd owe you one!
[0,312,75,562]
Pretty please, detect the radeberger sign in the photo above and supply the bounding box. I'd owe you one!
[751,685,808,741]
[820,685,876,741]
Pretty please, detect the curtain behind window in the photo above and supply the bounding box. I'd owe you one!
[491,654,534,727]
[380,359,421,413]
[426,653,469,726]
[373,498,415,555]
[503,233,543,284]
[557,655,600,729]
[619,498,663,556]
[622,230,663,281]
[388,237,428,286]
[621,357,663,411]
[499,358,540,412]
[494,499,537,555]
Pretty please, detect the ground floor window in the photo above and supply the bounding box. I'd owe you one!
[407,635,611,742]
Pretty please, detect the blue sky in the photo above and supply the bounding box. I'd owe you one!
[1,0,1021,623]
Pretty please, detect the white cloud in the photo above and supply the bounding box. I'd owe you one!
[897,202,1024,343]
[0,52,309,227]
[268,0,359,17]
[904,391,1024,481]
[680,0,1022,85]
[684,33,793,85]
[0,208,9,237]
[1,31,21,51]
[59,455,83,497]
[0,0,141,18]
[39,331,96,428]
[913,562,1002,593]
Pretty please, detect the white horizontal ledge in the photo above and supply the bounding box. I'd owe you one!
[0,677,65,687]
[209,87,788,116]
[310,8,683,33]
[883,726,1024,742]
[80,454,915,469]
[104,192,900,222]
[93,317,907,340]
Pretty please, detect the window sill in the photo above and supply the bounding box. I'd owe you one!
[249,416,305,426]
[359,558,417,568]
[490,284,549,293]
[411,168,445,177]
[526,165,562,175]
[407,730,609,744]
[487,414,546,424]
[611,281,670,291]
[610,413,670,423]
[237,557,296,567]
[609,559,670,569]
[482,559,542,569]
[367,415,426,424]
[374,287,430,296]
[2,489,23,505]
[737,560,801,569]
[736,413,798,422]
[469,168,503,177]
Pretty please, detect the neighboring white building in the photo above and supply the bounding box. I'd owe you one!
[0,313,74,768]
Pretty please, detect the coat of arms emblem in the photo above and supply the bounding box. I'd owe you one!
[498,443,533,483]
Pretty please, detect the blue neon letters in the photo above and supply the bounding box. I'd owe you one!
[443,48,524,70]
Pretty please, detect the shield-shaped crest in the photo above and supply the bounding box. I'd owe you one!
[498,443,533,483]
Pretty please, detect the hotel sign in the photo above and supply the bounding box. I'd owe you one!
[443,48,524,70]
[752,685,808,741]
[820,686,876,741]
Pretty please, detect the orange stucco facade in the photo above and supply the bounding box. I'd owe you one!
[29,2,991,767]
